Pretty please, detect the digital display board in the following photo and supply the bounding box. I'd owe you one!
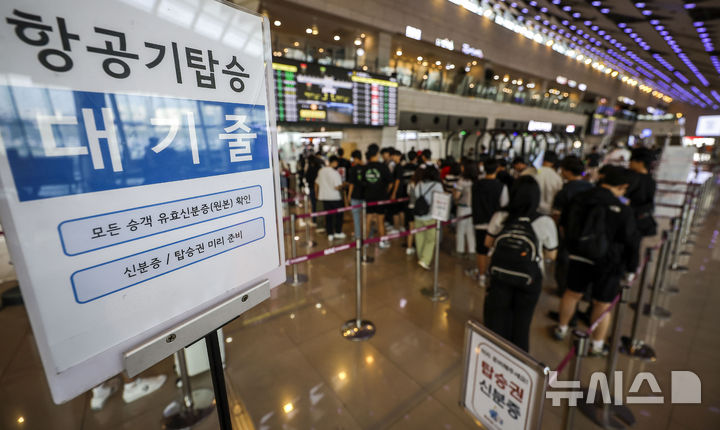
[696,115,720,136]
[272,59,397,127]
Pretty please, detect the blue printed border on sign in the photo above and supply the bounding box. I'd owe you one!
[0,85,270,202]
[70,217,266,304]
[57,185,263,256]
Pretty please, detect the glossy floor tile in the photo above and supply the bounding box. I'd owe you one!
[1,210,720,429]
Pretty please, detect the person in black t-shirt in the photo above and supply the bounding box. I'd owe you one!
[336,148,352,182]
[554,166,640,356]
[495,158,515,190]
[552,156,593,294]
[627,147,657,237]
[346,149,365,239]
[465,159,509,286]
[363,144,393,248]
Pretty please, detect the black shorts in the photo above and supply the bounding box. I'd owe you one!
[475,229,489,255]
[566,259,621,303]
[366,204,386,215]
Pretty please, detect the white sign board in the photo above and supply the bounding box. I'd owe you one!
[695,115,720,136]
[461,321,548,430]
[654,146,695,218]
[431,191,452,221]
[405,25,422,40]
[528,121,552,132]
[0,0,284,403]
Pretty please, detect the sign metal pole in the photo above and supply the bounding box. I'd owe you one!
[420,220,449,302]
[205,330,232,430]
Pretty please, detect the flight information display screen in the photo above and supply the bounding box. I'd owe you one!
[272,59,397,127]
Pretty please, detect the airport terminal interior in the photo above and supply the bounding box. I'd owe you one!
[1,0,720,429]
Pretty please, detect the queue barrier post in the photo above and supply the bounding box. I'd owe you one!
[420,219,449,302]
[562,330,588,430]
[162,349,214,429]
[341,236,376,340]
[620,247,657,361]
[297,178,316,249]
[645,230,671,320]
[679,194,698,252]
[289,213,307,286]
[578,285,635,429]
[361,201,374,263]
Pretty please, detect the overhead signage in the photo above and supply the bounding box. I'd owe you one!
[0,0,285,403]
[435,38,455,51]
[405,25,422,40]
[461,321,548,430]
[462,43,484,58]
[272,58,398,127]
[431,191,452,222]
[528,121,553,132]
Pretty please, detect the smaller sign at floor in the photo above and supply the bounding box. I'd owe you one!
[460,320,548,430]
[431,191,452,221]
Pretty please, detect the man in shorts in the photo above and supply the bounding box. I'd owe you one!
[363,144,393,249]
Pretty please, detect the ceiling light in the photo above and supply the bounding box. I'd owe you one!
[600,8,609,13]
[396,49,402,56]
[273,20,281,26]
[283,403,294,413]
[435,60,441,65]
[684,3,695,9]
[360,33,366,38]
[333,35,340,41]
[356,48,365,56]
[417,56,423,61]
[305,28,312,34]
[354,38,362,46]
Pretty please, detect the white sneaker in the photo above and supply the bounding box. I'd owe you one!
[122,375,167,404]
[328,234,334,241]
[387,227,399,234]
[335,232,346,239]
[406,248,416,255]
[418,261,431,270]
[379,240,390,249]
[478,274,487,287]
[90,383,117,411]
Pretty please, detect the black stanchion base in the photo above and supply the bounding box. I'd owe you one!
[577,387,636,429]
[162,389,215,429]
[362,255,375,264]
[290,274,308,286]
[341,319,376,341]
[420,287,449,302]
[643,304,672,320]
[619,336,657,362]
[0,282,22,308]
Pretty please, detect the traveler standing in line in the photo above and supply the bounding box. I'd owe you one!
[511,156,537,178]
[484,176,558,352]
[403,151,420,254]
[551,156,593,294]
[465,159,509,286]
[412,165,445,270]
[315,156,345,241]
[305,153,323,226]
[336,147,352,181]
[535,151,564,216]
[553,166,639,356]
[363,144,393,249]
[627,147,658,238]
[585,146,602,182]
[346,150,365,240]
[495,158,515,190]
[420,149,435,168]
[453,160,478,256]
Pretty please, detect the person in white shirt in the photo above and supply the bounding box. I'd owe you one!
[413,165,445,270]
[535,151,564,215]
[603,142,631,168]
[315,156,345,241]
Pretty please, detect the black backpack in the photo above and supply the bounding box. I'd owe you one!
[565,201,609,262]
[489,217,541,286]
[413,184,432,216]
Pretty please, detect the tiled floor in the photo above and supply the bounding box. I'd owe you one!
[1,209,720,430]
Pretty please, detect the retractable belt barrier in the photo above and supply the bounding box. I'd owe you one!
[282,197,410,222]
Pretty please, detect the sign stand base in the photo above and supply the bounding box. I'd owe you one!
[162,388,215,429]
[124,280,271,430]
[341,319,376,341]
[420,287,449,302]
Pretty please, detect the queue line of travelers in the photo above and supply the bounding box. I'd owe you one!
[297,143,658,355]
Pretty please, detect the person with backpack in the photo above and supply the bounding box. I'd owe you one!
[553,166,640,356]
[465,159,509,286]
[453,160,478,256]
[484,176,558,352]
[627,147,657,238]
[412,165,445,270]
